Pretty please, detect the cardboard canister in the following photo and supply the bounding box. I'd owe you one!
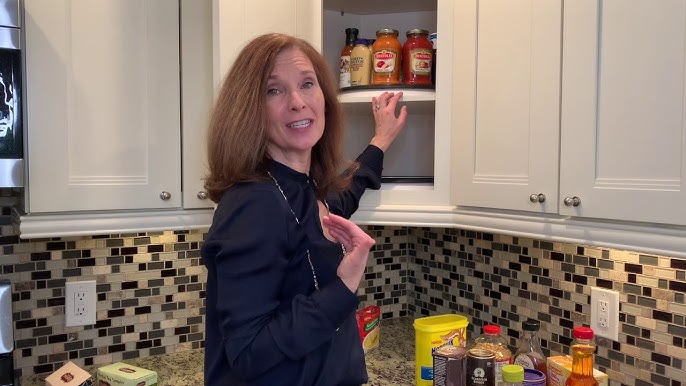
[413,314,469,386]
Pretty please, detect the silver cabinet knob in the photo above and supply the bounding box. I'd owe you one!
[159,191,172,201]
[197,191,208,200]
[563,196,581,207]
[529,193,546,203]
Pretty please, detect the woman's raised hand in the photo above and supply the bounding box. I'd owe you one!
[322,213,375,293]
[370,91,408,152]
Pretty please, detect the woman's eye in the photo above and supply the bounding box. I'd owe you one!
[302,81,314,89]
[267,88,280,96]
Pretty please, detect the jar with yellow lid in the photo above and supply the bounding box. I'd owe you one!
[371,28,401,85]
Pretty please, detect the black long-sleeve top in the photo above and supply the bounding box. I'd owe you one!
[202,145,384,386]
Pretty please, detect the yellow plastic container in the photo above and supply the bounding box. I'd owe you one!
[413,314,469,386]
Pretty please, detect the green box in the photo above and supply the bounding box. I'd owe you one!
[97,362,158,386]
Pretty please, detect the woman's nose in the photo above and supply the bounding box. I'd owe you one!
[288,91,306,111]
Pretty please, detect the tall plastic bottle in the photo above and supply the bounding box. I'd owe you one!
[565,327,598,386]
[339,27,359,89]
[350,38,372,86]
[513,320,547,376]
[502,364,524,386]
[474,324,512,385]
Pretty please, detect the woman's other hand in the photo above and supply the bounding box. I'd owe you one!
[322,213,375,293]
[370,91,408,152]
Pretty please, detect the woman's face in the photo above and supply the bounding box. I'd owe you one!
[265,47,325,170]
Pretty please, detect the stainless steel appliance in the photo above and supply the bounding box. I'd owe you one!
[0,0,22,188]
[0,279,13,386]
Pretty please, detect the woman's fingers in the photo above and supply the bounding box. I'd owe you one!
[322,214,375,250]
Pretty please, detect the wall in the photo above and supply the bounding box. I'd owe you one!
[409,227,686,386]
[0,202,408,378]
[2,202,686,385]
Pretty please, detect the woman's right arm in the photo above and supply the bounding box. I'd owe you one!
[327,92,408,218]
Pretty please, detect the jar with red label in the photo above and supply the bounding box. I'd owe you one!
[371,29,401,85]
[402,29,433,85]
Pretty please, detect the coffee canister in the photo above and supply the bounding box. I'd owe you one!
[466,348,495,386]
[414,314,469,386]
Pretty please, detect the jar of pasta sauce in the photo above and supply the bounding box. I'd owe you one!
[371,29,401,85]
[403,29,433,85]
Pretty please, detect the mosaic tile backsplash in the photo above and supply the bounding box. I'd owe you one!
[2,206,686,385]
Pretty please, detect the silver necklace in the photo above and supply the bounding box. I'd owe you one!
[267,171,320,291]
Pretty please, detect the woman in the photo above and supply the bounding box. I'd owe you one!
[202,33,407,385]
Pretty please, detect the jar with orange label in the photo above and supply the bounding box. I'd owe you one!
[402,29,433,85]
[371,29,401,85]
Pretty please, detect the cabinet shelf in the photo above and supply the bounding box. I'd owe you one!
[338,88,435,103]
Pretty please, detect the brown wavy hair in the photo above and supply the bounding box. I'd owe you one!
[204,33,355,203]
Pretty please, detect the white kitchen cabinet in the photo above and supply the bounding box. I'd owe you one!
[212,0,321,88]
[211,0,457,225]
[453,0,561,214]
[323,0,455,224]
[454,0,686,228]
[18,0,216,238]
[24,0,181,212]
[560,0,686,226]
[181,0,214,209]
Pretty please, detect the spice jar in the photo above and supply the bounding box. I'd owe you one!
[474,325,513,385]
[502,364,525,386]
[402,29,433,85]
[371,29,401,85]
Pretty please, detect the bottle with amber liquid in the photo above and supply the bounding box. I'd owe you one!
[339,27,359,89]
[565,327,598,386]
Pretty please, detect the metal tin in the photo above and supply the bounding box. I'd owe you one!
[433,345,467,386]
[466,348,495,386]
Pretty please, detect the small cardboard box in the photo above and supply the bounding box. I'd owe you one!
[45,361,93,386]
[356,305,380,354]
[97,362,158,386]
[547,355,608,386]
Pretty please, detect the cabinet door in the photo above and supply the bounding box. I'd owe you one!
[453,0,561,213]
[25,0,181,212]
[181,0,214,209]
[560,0,686,225]
[212,0,321,89]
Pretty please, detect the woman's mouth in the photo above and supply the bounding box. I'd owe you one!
[287,119,312,129]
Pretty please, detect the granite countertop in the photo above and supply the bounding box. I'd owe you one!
[20,317,415,386]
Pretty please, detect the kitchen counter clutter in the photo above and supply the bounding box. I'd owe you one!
[19,317,415,386]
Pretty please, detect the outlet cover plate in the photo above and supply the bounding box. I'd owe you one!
[65,280,96,327]
[590,286,620,341]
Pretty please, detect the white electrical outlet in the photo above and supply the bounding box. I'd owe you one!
[590,287,620,341]
[65,280,96,327]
